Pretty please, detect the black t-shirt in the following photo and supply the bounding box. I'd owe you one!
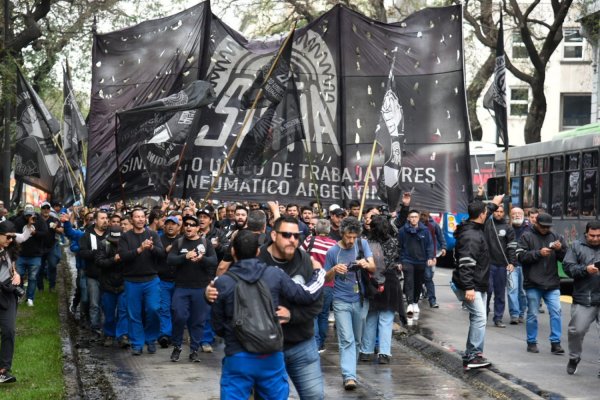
[158,234,180,282]
[168,236,218,288]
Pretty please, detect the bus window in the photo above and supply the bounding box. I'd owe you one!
[582,169,597,216]
[568,154,579,170]
[523,176,535,209]
[551,155,563,171]
[537,158,548,173]
[551,172,564,217]
[511,178,521,207]
[537,174,548,210]
[567,171,580,217]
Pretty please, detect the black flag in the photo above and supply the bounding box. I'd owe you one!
[484,11,508,151]
[15,68,61,193]
[233,74,306,176]
[240,31,294,110]
[375,51,404,209]
[63,65,88,167]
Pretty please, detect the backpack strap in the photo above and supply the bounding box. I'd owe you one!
[357,237,365,260]
[306,235,317,253]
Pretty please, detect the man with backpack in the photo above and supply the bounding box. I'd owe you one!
[211,230,325,400]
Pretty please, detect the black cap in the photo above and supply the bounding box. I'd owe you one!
[182,215,199,225]
[106,226,122,243]
[0,221,16,235]
[196,207,213,218]
[537,213,553,227]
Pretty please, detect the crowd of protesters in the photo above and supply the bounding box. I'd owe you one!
[0,192,599,395]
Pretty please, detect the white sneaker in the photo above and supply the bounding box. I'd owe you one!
[413,303,420,313]
[406,304,414,317]
[27,299,34,307]
[328,312,335,323]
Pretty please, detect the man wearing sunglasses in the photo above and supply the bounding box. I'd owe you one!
[167,215,217,362]
[257,215,325,399]
[0,221,21,384]
[13,204,48,307]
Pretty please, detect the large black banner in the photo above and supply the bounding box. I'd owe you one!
[87,2,472,213]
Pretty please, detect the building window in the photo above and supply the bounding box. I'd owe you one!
[512,32,528,59]
[562,95,591,128]
[510,88,529,116]
[563,28,583,60]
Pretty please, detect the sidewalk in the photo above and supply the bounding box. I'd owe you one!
[409,267,600,399]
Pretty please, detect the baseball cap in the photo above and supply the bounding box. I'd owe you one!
[41,201,51,209]
[106,226,122,244]
[197,207,213,218]
[24,204,36,217]
[182,215,199,225]
[165,216,180,225]
[537,213,553,227]
[329,204,346,216]
[0,221,16,235]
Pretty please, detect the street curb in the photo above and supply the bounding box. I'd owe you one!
[397,332,545,400]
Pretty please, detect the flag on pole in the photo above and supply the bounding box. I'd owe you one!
[484,11,508,152]
[240,31,294,110]
[374,50,404,209]
[63,64,88,167]
[14,68,61,193]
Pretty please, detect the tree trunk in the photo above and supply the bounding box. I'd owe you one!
[466,53,496,140]
[524,80,546,144]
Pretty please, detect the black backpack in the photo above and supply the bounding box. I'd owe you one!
[225,270,284,354]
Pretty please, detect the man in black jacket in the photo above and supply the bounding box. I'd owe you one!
[79,210,109,334]
[483,204,517,328]
[157,216,180,349]
[517,213,567,355]
[563,221,600,374]
[13,204,48,307]
[451,195,503,370]
[118,209,165,356]
[258,216,324,399]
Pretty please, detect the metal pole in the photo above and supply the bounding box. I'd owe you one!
[2,0,12,207]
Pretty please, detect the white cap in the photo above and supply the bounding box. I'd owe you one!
[328,204,341,213]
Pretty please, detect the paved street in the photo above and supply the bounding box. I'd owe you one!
[418,267,600,399]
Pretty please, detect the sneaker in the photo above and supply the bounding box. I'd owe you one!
[158,336,170,349]
[527,342,539,353]
[413,303,420,313]
[518,316,525,324]
[328,313,335,323]
[464,355,491,370]
[201,343,213,353]
[567,358,580,375]
[170,347,182,362]
[430,302,439,308]
[510,317,519,325]
[189,350,200,362]
[118,336,131,349]
[318,346,326,354]
[378,354,390,364]
[359,352,372,362]
[344,379,358,390]
[406,304,414,318]
[147,343,157,354]
[551,342,565,355]
[103,336,114,347]
[27,299,34,307]
[494,320,506,328]
[0,370,16,384]
[131,348,143,356]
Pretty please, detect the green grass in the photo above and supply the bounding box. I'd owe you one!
[0,290,65,399]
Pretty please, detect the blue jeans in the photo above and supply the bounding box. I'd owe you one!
[202,311,215,345]
[314,286,333,348]
[87,277,102,329]
[159,280,175,339]
[526,288,562,344]
[451,282,487,360]
[487,264,507,322]
[423,265,436,304]
[361,309,395,356]
[38,243,61,290]
[283,338,324,400]
[507,266,527,318]
[125,278,161,350]
[171,287,210,351]
[333,299,369,381]
[16,256,42,301]
[221,352,288,400]
[101,291,128,339]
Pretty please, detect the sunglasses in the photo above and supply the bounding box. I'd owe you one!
[184,223,198,228]
[277,231,300,240]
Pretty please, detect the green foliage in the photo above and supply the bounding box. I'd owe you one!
[0,291,64,400]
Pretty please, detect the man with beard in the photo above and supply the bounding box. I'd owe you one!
[157,216,181,348]
[347,200,361,219]
[286,204,309,239]
[168,215,217,362]
[328,205,346,241]
[79,210,109,334]
[118,209,165,355]
[257,216,324,399]
[508,207,528,324]
[223,206,248,240]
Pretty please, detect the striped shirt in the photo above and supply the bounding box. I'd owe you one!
[302,235,338,288]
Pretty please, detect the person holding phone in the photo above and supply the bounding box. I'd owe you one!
[563,221,600,375]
